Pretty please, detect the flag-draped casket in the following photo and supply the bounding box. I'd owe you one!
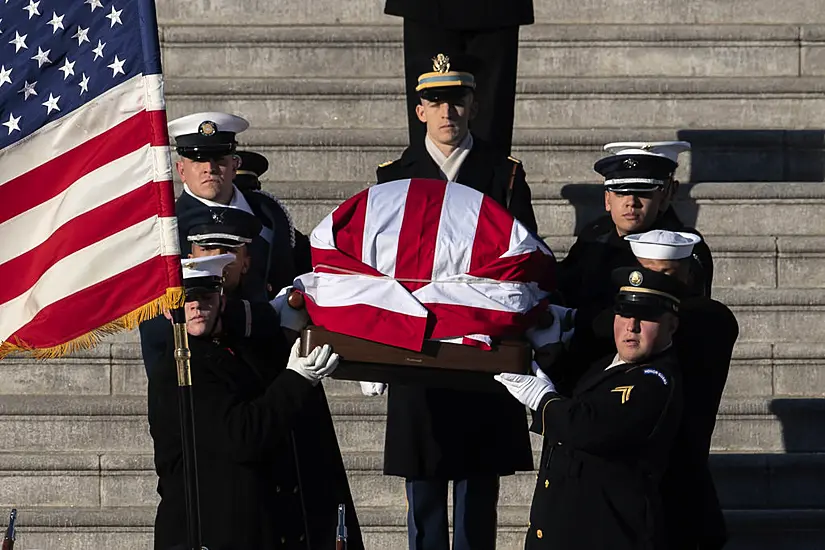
[294,178,555,361]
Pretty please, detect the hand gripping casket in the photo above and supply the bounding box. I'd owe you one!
[294,178,556,389]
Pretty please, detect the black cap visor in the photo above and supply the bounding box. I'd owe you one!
[614,292,678,320]
[176,144,236,161]
[419,86,473,103]
[183,276,222,302]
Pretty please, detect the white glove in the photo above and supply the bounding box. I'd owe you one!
[286,338,339,386]
[271,286,310,332]
[526,305,577,349]
[494,372,557,411]
[531,360,552,383]
[360,381,387,396]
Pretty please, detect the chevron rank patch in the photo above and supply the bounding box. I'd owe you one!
[644,368,668,385]
[611,385,634,404]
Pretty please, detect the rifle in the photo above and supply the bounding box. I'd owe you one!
[335,503,347,550]
[2,508,16,550]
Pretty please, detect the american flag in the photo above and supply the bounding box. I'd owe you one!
[295,178,556,352]
[0,0,182,358]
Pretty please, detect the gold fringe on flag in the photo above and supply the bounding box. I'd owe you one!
[0,286,185,360]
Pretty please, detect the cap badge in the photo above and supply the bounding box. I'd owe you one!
[432,53,450,73]
[183,261,197,270]
[211,210,226,224]
[629,270,643,286]
[623,158,638,169]
[198,120,218,137]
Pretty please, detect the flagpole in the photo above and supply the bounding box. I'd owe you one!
[170,307,203,550]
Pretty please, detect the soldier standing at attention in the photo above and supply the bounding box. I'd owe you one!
[558,141,713,313]
[496,268,687,549]
[383,0,533,155]
[366,52,536,550]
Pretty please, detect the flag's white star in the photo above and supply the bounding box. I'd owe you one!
[31,46,51,68]
[47,12,64,33]
[18,80,37,100]
[2,113,21,135]
[105,5,123,27]
[107,55,125,77]
[85,0,103,12]
[42,93,61,115]
[71,26,90,46]
[92,40,106,61]
[9,31,27,52]
[59,57,75,80]
[23,0,41,19]
[78,73,90,95]
[0,65,11,88]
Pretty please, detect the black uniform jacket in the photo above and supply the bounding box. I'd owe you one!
[384,0,534,30]
[661,297,739,550]
[176,188,312,302]
[375,138,536,479]
[526,349,683,550]
[148,331,364,550]
[557,208,713,311]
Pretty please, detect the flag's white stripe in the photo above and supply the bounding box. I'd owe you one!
[152,145,173,183]
[158,216,181,257]
[0,216,163,343]
[431,182,483,279]
[503,222,553,259]
[143,74,165,112]
[310,209,336,251]
[0,146,155,265]
[0,75,146,187]
[412,279,547,313]
[362,179,409,277]
[294,272,428,318]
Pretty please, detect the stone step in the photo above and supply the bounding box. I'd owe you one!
[159,24,825,79]
[259,180,825,238]
[165,125,825,184]
[4,342,825,401]
[0,395,823,453]
[6,507,825,550]
[1,452,823,510]
[154,0,825,25]
[163,77,825,131]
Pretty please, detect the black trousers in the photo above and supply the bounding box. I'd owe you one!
[402,19,520,155]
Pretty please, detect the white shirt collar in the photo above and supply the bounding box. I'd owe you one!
[606,343,673,371]
[424,132,473,182]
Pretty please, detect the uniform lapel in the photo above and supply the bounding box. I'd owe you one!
[454,142,495,193]
[401,143,443,180]
[574,359,632,395]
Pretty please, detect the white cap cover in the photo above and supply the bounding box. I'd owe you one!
[603,141,691,164]
[168,112,249,140]
[625,230,702,260]
[180,253,237,281]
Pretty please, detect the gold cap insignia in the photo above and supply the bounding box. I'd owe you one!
[629,270,643,286]
[432,53,450,73]
[183,262,197,270]
[198,120,217,136]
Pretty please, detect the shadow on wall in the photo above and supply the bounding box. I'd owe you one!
[561,130,825,235]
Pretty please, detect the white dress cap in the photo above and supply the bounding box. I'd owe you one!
[168,112,250,140]
[604,141,691,165]
[180,253,237,281]
[625,230,702,260]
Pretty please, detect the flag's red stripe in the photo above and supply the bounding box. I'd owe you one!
[394,179,446,292]
[469,195,515,273]
[468,250,557,290]
[311,248,384,278]
[0,111,151,225]
[147,110,170,147]
[331,189,369,262]
[7,256,170,349]
[0,184,157,306]
[154,179,176,217]
[426,302,544,340]
[304,299,428,352]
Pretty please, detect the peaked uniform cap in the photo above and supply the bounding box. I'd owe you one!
[234,150,269,192]
[595,140,690,193]
[625,230,702,260]
[178,206,262,249]
[180,253,236,295]
[168,112,249,161]
[416,53,477,101]
[611,266,688,318]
